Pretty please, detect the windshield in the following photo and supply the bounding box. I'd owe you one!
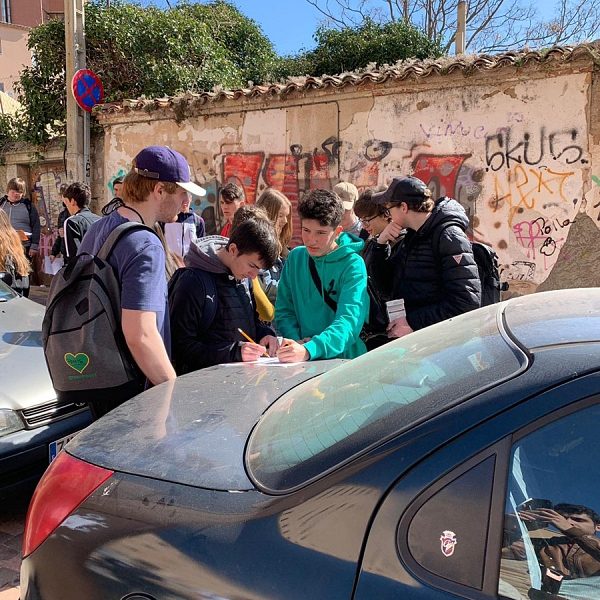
[247,304,526,494]
[0,280,17,302]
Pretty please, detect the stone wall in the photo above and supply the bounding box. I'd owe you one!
[96,47,600,295]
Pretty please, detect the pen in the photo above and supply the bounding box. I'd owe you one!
[237,328,269,357]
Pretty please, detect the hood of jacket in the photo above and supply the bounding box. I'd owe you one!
[184,235,230,275]
[418,197,469,239]
[311,231,364,265]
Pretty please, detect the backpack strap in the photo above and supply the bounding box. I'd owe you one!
[308,256,338,312]
[97,221,158,262]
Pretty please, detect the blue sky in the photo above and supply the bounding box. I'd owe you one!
[139,0,325,55]
[138,0,557,56]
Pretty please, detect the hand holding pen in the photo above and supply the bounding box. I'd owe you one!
[237,328,280,360]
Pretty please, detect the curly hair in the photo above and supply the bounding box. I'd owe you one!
[297,189,343,228]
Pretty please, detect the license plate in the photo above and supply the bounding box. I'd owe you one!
[49,431,81,463]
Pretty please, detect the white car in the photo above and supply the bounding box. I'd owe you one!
[0,279,91,497]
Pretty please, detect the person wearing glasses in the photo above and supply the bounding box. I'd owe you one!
[354,188,401,349]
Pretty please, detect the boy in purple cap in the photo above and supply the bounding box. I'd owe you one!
[369,176,481,339]
[78,146,206,418]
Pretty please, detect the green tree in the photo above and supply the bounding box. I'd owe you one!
[13,0,278,145]
[275,19,442,79]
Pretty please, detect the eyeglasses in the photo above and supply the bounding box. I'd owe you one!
[360,210,390,225]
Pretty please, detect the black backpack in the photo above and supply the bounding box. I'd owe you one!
[42,222,157,404]
[470,241,509,306]
[433,224,509,307]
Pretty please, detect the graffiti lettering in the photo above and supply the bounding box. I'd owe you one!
[486,127,584,171]
[492,166,576,225]
[420,120,486,140]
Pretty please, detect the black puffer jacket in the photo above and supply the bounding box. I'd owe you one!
[370,198,481,331]
[169,236,274,374]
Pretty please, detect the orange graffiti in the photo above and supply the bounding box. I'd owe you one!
[492,166,576,225]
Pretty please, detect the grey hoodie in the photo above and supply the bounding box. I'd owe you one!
[184,235,229,274]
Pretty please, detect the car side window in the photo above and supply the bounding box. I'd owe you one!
[407,456,496,590]
[499,403,600,600]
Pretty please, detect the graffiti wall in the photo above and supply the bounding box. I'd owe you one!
[100,70,600,294]
[28,162,69,258]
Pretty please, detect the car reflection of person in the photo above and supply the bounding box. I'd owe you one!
[169,211,280,374]
[504,503,600,581]
[0,210,31,296]
[275,188,368,363]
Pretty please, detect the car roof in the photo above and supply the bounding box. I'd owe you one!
[503,288,600,351]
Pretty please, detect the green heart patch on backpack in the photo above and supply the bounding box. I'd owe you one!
[64,352,90,374]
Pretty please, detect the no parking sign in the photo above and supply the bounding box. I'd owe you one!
[72,69,104,113]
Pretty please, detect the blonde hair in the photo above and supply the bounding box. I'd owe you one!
[0,211,30,276]
[256,188,293,257]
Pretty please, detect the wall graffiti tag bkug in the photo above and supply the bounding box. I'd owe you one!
[485,127,585,172]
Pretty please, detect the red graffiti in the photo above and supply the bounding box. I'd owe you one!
[222,153,264,203]
[412,154,471,198]
[264,155,300,203]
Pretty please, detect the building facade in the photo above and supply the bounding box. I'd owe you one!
[2,0,64,29]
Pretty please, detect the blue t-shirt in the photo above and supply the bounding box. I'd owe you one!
[79,211,170,354]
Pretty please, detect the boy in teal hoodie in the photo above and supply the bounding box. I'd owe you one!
[276,188,368,362]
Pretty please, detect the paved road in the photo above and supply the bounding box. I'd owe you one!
[0,490,31,599]
[0,287,48,599]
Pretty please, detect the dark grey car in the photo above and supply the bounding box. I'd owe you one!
[21,289,600,600]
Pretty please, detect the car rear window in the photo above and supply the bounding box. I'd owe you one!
[247,304,525,494]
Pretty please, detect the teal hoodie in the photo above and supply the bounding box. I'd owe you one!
[275,232,368,360]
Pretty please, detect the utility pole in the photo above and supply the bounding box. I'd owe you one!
[64,0,89,183]
[456,1,466,55]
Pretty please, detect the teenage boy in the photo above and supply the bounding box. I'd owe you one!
[334,181,369,240]
[275,188,368,363]
[219,182,245,237]
[160,191,205,258]
[354,188,396,349]
[62,181,101,264]
[77,146,205,418]
[169,214,280,374]
[370,176,480,339]
[0,177,41,259]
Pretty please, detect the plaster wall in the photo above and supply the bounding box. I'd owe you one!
[100,69,600,294]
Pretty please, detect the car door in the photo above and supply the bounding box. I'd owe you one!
[353,371,600,600]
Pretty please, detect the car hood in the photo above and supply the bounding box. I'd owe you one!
[67,360,344,491]
[0,296,57,410]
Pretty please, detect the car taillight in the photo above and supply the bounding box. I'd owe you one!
[23,451,114,557]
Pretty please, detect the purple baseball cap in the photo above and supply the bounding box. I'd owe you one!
[371,176,431,205]
[133,146,206,197]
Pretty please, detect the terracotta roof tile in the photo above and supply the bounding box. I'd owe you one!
[94,42,600,116]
